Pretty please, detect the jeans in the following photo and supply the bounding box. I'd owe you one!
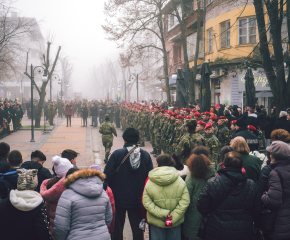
[112,207,144,240]
[66,115,71,127]
[93,116,98,127]
[82,118,87,127]
[150,224,181,240]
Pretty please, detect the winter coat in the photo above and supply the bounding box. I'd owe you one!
[265,114,276,139]
[104,143,153,208]
[81,106,88,118]
[261,160,290,240]
[257,112,268,130]
[106,186,116,234]
[241,154,261,182]
[0,190,52,240]
[90,105,98,117]
[197,168,256,240]
[246,113,258,129]
[54,169,112,240]
[232,126,259,152]
[142,166,190,228]
[21,161,51,192]
[0,167,21,199]
[274,116,290,133]
[40,177,66,239]
[0,157,9,173]
[65,105,72,116]
[183,164,216,239]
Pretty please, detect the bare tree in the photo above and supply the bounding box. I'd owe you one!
[24,42,61,127]
[61,56,74,98]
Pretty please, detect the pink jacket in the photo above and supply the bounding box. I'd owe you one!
[106,187,116,233]
[40,177,66,239]
[65,106,72,116]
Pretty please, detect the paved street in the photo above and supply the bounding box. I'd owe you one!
[4,116,155,240]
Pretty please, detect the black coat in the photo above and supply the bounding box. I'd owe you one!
[0,157,9,173]
[246,114,258,129]
[0,195,52,240]
[197,168,256,240]
[0,168,19,199]
[225,113,236,128]
[265,114,276,139]
[257,112,267,130]
[232,127,259,151]
[104,143,153,209]
[274,116,290,133]
[21,161,51,192]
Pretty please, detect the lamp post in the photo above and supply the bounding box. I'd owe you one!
[30,65,48,142]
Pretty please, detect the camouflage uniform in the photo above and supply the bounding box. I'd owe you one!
[149,114,155,150]
[197,129,205,136]
[204,132,220,169]
[176,130,205,164]
[99,116,117,163]
[170,122,184,153]
[48,104,56,126]
[165,119,176,154]
[160,118,169,153]
[230,129,236,139]
[217,123,230,148]
[137,111,146,146]
[153,112,161,156]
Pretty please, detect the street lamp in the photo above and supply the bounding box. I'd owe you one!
[30,65,48,142]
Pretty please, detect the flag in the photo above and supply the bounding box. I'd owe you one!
[56,92,59,103]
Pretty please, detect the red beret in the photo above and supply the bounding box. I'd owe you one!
[172,112,178,116]
[174,107,180,110]
[197,120,206,126]
[230,120,237,125]
[202,112,210,116]
[194,112,201,117]
[209,116,218,121]
[204,123,214,130]
[175,115,183,119]
[154,106,160,109]
[218,116,227,120]
[248,125,256,131]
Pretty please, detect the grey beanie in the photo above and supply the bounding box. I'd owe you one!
[266,140,290,160]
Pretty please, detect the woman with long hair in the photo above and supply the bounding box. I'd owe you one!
[183,150,216,240]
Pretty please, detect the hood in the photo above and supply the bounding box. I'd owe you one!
[21,161,43,170]
[64,169,105,198]
[126,146,141,171]
[40,177,66,202]
[149,167,179,186]
[218,167,247,185]
[10,190,43,211]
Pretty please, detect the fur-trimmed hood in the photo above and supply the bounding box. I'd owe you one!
[63,169,106,198]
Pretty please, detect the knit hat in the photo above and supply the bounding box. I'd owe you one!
[17,169,38,191]
[266,141,290,160]
[52,155,74,178]
[236,116,247,127]
[89,165,102,171]
[122,127,139,143]
[105,114,110,120]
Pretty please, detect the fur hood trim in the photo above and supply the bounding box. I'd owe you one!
[63,168,106,189]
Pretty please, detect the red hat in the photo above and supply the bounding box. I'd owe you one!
[174,107,180,110]
[209,116,218,121]
[187,116,192,119]
[230,120,237,125]
[160,109,165,113]
[218,116,227,120]
[168,111,173,115]
[215,103,220,108]
[202,112,210,116]
[194,112,201,117]
[248,125,256,131]
[192,109,197,113]
[204,123,214,130]
[175,115,183,119]
[154,106,160,109]
[197,120,206,126]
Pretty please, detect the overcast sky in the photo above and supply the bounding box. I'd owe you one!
[15,0,120,98]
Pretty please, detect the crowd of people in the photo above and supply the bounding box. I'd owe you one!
[0,97,290,240]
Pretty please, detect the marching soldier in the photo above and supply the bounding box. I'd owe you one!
[152,106,162,157]
[137,107,146,147]
[99,114,117,163]
[164,112,177,154]
[217,116,230,148]
[202,111,211,123]
[48,102,56,126]
[169,115,184,154]
[204,123,220,169]
[176,119,205,164]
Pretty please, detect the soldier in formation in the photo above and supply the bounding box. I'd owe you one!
[48,102,56,126]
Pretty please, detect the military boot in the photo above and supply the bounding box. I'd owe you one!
[104,153,109,164]
[150,149,157,154]
[140,142,145,147]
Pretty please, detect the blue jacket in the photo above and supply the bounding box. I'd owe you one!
[90,106,98,117]
[104,143,153,208]
[0,168,21,199]
[0,158,9,173]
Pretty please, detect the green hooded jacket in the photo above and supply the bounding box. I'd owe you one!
[143,166,190,228]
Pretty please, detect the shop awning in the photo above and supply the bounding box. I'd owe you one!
[255,91,273,98]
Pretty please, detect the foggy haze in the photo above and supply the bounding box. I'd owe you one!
[16,0,120,99]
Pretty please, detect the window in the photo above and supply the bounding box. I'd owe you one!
[187,32,204,61]
[208,28,213,53]
[239,17,257,44]
[168,6,182,31]
[221,21,230,48]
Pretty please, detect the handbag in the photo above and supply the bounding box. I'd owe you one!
[256,168,284,232]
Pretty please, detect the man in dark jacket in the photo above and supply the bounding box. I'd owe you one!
[233,115,259,151]
[224,109,236,128]
[274,111,290,133]
[104,127,153,240]
[21,150,51,192]
[90,103,98,127]
[0,150,23,199]
[0,142,10,173]
[197,151,256,240]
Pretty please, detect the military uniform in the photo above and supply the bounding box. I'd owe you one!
[165,119,176,154]
[170,121,184,153]
[48,104,56,126]
[204,132,220,169]
[99,115,117,163]
[217,123,230,148]
[152,111,162,156]
[137,111,146,146]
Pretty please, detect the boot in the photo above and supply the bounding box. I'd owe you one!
[150,149,156,154]
[104,152,109,164]
[140,142,145,147]
[153,150,161,158]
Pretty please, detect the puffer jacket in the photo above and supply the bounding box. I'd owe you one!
[105,186,116,234]
[197,167,256,240]
[261,160,290,240]
[142,166,190,228]
[40,177,66,239]
[183,164,216,239]
[54,169,113,240]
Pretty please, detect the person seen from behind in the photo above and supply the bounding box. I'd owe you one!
[0,142,10,173]
[142,154,190,240]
